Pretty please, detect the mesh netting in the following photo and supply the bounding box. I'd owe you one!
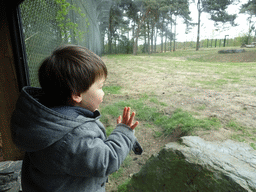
[19,0,112,87]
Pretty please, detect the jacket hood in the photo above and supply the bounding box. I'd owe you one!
[11,86,99,152]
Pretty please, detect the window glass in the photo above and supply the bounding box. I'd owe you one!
[19,0,109,87]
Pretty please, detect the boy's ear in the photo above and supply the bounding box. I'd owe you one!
[71,93,82,103]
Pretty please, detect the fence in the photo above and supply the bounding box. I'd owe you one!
[151,36,256,53]
[19,0,112,87]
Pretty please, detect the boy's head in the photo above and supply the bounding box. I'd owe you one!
[38,45,107,108]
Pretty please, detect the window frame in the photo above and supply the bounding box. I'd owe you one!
[6,0,30,91]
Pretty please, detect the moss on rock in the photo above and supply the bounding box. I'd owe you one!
[118,141,248,192]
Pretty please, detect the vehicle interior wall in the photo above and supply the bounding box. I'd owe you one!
[0,1,24,161]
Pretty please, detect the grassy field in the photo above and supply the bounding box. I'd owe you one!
[101,47,256,191]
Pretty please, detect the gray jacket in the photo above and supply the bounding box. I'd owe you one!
[11,86,137,192]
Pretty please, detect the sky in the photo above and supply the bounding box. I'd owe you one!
[174,0,256,42]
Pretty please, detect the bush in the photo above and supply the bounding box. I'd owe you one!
[237,33,254,46]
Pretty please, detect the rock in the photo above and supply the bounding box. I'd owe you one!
[119,136,256,192]
[0,161,22,192]
[245,45,255,48]
[218,49,245,54]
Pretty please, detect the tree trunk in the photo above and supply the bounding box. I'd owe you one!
[144,25,147,53]
[147,22,150,54]
[108,21,112,54]
[161,17,164,53]
[164,21,168,52]
[133,10,148,55]
[151,23,154,54]
[132,24,135,46]
[154,26,157,52]
[133,26,140,55]
[102,31,105,54]
[170,15,173,52]
[196,0,201,51]
[248,15,252,45]
[173,15,177,52]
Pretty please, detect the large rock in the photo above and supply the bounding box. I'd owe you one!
[0,161,22,192]
[218,49,245,53]
[119,136,256,192]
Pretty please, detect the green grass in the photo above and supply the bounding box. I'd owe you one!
[109,155,132,180]
[101,96,221,137]
[149,97,168,106]
[117,178,131,192]
[196,104,206,110]
[227,120,242,130]
[250,143,256,150]
[154,108,221,136]
[104,48,256,95]
[105,126,115,137]
[111,167,124,179]
[103,85,122,94]
[226,120,255,144]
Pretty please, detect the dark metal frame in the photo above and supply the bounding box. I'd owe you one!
[6,0,30,91]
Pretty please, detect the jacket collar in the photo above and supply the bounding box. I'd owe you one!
[50,106,100,119]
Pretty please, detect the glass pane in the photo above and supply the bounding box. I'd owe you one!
[19,0,110,87]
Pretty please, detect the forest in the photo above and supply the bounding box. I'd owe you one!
[105,0,256,54]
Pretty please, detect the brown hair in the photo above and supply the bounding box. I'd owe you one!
[38,45,107,106]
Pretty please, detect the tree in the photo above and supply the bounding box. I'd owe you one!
[108,0,190,54]
[240,0,256,44]
[55,0,88,44]
[132,0,159,55]
[108,2,124,54]
[119,0,143,55]
[195,0,237,51]
[144,0,160,54]
[158,0,191,52]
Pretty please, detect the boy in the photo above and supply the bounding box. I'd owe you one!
[11,45,141,192]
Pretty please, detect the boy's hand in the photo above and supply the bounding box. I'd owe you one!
[117,107,139,130]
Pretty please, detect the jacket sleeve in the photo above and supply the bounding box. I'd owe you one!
[58,122,136,177]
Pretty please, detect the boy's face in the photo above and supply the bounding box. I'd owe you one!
[73,77,105,112]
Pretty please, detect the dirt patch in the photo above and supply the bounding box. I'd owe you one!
[102,50,256,191]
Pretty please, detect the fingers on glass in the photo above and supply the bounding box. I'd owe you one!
[128,112,135,126]
[122,107,127,123]
[117,115,121,124]
[120,107,138,129]
[131,121,139,130]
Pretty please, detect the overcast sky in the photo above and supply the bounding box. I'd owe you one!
[174,0,256,42]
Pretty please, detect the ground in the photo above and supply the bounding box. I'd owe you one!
[102,47,256,192]
[0,48,254,190]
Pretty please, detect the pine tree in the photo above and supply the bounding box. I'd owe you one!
[194,0,237,51]
[240,0,256,44]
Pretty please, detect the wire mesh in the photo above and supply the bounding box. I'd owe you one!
[19,0,112,87]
